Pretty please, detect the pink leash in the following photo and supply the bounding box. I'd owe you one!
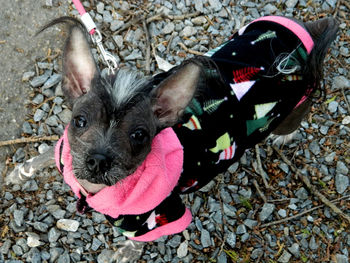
[71,0,118,73]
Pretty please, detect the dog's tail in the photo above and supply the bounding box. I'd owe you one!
[303,17,339,92]
[36,16,87,36]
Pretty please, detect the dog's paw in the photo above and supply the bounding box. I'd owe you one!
[270,130,299,147]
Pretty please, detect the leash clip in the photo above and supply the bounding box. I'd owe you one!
[91,29,119,74]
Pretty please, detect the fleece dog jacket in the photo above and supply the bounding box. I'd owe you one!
[56,16,316,241]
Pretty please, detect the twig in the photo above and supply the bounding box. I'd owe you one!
[115,14,145,35]
[0,135,59,147]
[341,87,350,114]
[166,11,201,20]
[252,179,268,203]
[0,40,6,44]
[342,0,350,10]
[255,144,271,189]
[333,0,341,18]
[273,146,350,224]
[142,20,151,74]
[166,32,176,54]
[178,42,204,56]
[261,195,350,228]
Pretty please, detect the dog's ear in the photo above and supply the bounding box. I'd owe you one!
[152,63,201,126]
[62,26,97,105]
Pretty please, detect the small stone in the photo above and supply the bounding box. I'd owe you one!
[278,250,292,263]
[57,251,70,263]
[236,224,247,235]
[12,244,23,256]
[241,233,250,242]
[124,50,143,60]
[259,203,275,221]
[26,233,42,248]
[92,212,106,224]
[320,125,329,135]
[285,0,298,8]
[0,239,11,254]
[335,254,349,263]
[336,161,349,175]
[295,187,308,200]
[162,22,175,34]
[110,20,124,31]
[181,26,196,37]
[243,219,257,229]
[309,140,321,155]
[279,162,289,174]
[91,237,103,251]
[33,222,48,232]
[177,241,188,258]
[226,231,236,248]
[328,101,338,113]
[335,174,349,194]
[22,121,33,134]
[45,115,59,127]
[48,227,61,242]
[251,248,263,259]
[342,116,350,125]
[42,73,61,90]
[22,180,39,191]
[22,71,35,82]
[30,70,51,88]
[167,235,182,248]
[208,0,222,11]
[278,209,287,218]
[56,219,80,232]
[33,109,46,122]
[96,2,104,14]
[201,229,212,248]
[264,3,277,14]
[191,16,207,25]
[194,0,204,12]
[325,152,336,163]
[14,210,24,227]
[38,143,50,154]
[288,243,300,258]
[309,236,318,250]
[332,76,350,90]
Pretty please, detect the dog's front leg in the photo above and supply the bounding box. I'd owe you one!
[5,146,55,185]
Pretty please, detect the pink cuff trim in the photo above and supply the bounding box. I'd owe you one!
[129,208,192,242]
[241,16,314,54]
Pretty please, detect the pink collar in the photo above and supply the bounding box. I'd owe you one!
[55,126,183,218]
[239,16,314,54]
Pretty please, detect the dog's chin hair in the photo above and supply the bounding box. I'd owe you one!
[269,130,299,147]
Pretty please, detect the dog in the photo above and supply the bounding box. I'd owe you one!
[7,15,338,242]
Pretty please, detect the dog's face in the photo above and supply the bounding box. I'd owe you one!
[61,26,201,188]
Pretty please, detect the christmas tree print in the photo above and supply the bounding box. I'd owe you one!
[281,75,303,81]
[216,142,236,164]
[230,80,255,101]
[251,30,276,45]
[203,97,228,114]
[232,67,263,83]
[254,102,277,119]
[185,98,203,116]
[183,115,202,130]
[209,133,231,153]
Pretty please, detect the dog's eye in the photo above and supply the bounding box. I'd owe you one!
[130,129,148,144]
[73,116,87,128]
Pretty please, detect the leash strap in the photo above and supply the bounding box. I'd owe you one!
[71,0,118,73]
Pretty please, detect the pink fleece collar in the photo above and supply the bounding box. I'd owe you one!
[55,126,184,218]
[239,16,314,54]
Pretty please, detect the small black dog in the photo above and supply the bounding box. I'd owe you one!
[8,15,338,241]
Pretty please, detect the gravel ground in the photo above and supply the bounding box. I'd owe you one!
[1,0,349,262]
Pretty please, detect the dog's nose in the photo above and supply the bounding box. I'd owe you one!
[86,154,111,173]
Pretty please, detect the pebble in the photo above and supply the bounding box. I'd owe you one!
[278,209,287,218]
[309,236,318,250]
[259,203,275,221]
[277,250,292,263]
[48,227,61,243]
[328,101,338,113]
[309,140,321,155]
[201,229,212,247]
[13,210,25,227]
[336,161,349,175]
[56,219,80,232]
[22,71,35,82]
[288,243,300,258]
[181,26,196,37]
[295,187,308,200]
[336,254,349,263]
[26,233,42,248]
[42,73,62,90]
[30,70,51,88]
[332,76,350,90]
[285,0,298,8]
[33,108,46,122]
[335,174,349,194]
[177,241,188,258]
[226,231,236,248]
[236,224,247,235]
[32,94,44,105]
